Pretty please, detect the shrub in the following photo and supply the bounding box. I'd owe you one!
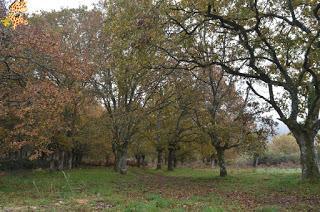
[0,159,49,171]
[258,152,300,166]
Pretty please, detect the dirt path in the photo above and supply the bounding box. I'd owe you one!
[130,171,259,210]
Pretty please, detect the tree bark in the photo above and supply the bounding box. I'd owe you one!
[72,152,82,168]
[58,151,65,170]
[211,159,215,168]
[252,153,259,167]
[292,130,320,180]
[49,154,56,171]
[173,154,177,168]
[141,155,146,167]
[168,147,175,171]
[67,152,73,170]
[156,149,163,169]
[113,151,118,171]
[135,154,141,168]
[156,111,163,170]
[114,148,128,174]
[217,148,227,177]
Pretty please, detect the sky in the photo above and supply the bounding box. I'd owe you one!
[26,0,99,13]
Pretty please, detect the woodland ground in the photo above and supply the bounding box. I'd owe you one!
[0,167,319,211]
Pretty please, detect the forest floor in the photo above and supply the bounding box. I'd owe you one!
[0,167,320,211]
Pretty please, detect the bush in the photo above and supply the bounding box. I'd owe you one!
[270,135,299,155]
[254,135,301,166]
[258,152,300,166]
[0,159,49,171]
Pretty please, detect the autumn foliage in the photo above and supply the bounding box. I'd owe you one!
[1,0,319,182]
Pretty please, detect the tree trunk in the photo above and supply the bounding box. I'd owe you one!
[72,150,82,168]
[156,111,162,170]
[217,148,227,177]
[114,149,128,174]
[58,151,65,170]
[67,152,73,170]
[180,157,184,166]
[50,152,63,171]
[157,149,163,170]
[49,154,56,171]
[211,154,216,168]
[113,151,118,171]
[211,159,215,168]
[141,155,146,167]
[173,154,177,168]
[105,154,112,167]
[252,153,259,167]
[168,148,175,171]
[292,131,320,180]
[135,154,141,168]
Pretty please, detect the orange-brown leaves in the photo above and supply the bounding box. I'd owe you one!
[2,0,28,29]
[6,81,73,157]
[9,0,27,13]
[0,20,92,158]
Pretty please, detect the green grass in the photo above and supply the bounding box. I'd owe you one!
[0,167,319,211]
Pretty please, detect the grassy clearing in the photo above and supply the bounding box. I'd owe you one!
[0,167,319,211]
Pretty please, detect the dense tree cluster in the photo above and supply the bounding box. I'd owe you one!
[1,0,319,180]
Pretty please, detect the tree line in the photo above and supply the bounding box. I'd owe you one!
[1,0,320,180]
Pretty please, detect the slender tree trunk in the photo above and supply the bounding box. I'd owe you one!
[58,151,65,170]
[211,159,215,168]
[72,153,77,168]
[210,154,216,168]
[50,152,61,171]
[252,153,259,167]
[112,143,117,171]
[67,152,73,170]
[18,149,23,160]
[141,155,145,167]
[168,147,175,171]
[72,152,82,168]
[113,151,118,171]
[173,154,177,168]
[135,154,141,168]
[292,130,320,180]
[156,149,163,169]
[49,154,56,171]
[156,111,162,170]
[216,148,227,177]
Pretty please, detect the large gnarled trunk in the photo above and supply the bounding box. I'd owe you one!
[113,144,128,174]
[210,135,228,177]
[292,129,320,180]
[216,148,227,177]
